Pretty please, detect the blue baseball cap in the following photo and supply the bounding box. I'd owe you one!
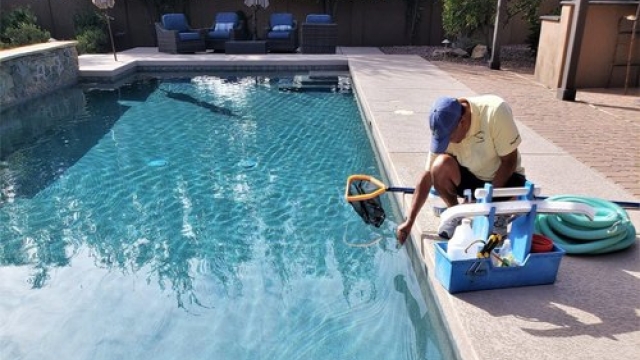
[429,97,462,153]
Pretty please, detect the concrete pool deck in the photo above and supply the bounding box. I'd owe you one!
[78,47,639,360]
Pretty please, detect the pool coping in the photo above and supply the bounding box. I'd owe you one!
[0,41,78,62]
[77,47,640,360]
[77,47,349,83]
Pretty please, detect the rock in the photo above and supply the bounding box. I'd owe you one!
[433,48,454,57]
[432,47,468,58]
[451,48,469,57]
[471,44,488,59]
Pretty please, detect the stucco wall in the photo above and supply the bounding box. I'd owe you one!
[577,4,640,88]
[535,13,569,88]
[535,2,639,89]
[0,42,79,110]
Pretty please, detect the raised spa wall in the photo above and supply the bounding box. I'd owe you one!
[535,2,640,89]
[0,41,79,111]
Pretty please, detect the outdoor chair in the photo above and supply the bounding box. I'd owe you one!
[155,13,206,54]
[205,12,246,52]
[300,14,337,54]
[265,13,298,53]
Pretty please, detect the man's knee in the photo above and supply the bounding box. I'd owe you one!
[431,154,460,191]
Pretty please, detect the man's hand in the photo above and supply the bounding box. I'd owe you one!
[396,221,412,246]
[493,149,519,187]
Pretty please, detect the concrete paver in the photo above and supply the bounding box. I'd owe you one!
[75,47,639,360]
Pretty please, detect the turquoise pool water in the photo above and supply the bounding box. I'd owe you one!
[0,74,455,360]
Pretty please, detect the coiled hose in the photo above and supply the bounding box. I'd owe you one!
[534,195,637,255]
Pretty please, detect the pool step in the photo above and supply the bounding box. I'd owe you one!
[278,74,351,92]
[300,75,340,86]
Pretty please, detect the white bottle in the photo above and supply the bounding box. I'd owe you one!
[446,218,477,261]
[497,239,517,267]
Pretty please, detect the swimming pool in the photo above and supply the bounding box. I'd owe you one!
[0,73,455,359]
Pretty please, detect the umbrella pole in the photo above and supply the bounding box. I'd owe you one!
[105,10,118,61]
[252,6,258,40]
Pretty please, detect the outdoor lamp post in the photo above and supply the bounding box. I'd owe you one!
[92,0,118,61]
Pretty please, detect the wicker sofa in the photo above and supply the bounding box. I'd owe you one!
[300,14,337,54]
[155,13,206,54]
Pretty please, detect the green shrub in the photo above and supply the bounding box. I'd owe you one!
[76,27,108,54]
[3,22,50,47]
[0,6,38,39]
[74,11,106,33]
[442,0,544,48]
[442,0,495,44]
[73,11,109,54]
[0,6,50,48]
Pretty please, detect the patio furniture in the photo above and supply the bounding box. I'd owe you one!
[155,13,206,54]
[265,13,298,53]
[205,12,246,52]
[300,14,337,54]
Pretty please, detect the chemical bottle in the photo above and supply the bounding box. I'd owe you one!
[446,218,477,261]
[496,239,517,267]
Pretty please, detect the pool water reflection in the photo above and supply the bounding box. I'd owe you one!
[0,74,455,360]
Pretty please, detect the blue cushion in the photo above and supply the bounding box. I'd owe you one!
[270,13,294,27]
[178,32,202,41]
[214,22,234,31]
[208,29,232,39]
[162,13,190,32]
[306,14,332,24]
[272,25,292,32]
[267,31,291,40]
[215,12,238,25]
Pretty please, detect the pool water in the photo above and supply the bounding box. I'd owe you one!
[0,74,455,360]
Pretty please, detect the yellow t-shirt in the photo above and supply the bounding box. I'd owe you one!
[426,95,524,181]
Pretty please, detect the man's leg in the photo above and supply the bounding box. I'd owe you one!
[432,155,526,238]
[431,155,483,239]
[504,172,527,188]
[431,155,461,239]
[455,165,488,198]
[457,166,527,200]
[431,154,463,207]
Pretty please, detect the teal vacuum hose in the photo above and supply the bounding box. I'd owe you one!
[535,195,637,254]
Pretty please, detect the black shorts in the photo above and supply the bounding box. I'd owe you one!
[456,163,527,199]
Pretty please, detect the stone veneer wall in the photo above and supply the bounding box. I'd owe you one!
[0,41,78,111]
